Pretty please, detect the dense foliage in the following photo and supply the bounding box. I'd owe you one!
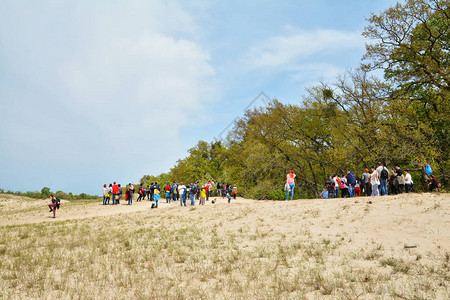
[141,0,448,199]
[0,187,99,200]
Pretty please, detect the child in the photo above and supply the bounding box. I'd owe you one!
[320,187,329,199]
[340,176,348,198]
[355,179,361,197]
[153,188,160,208]
[232,185,237,199]
[199,186,206,205]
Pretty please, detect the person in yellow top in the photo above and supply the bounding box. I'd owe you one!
[199,186,207,205]
[153,188,160,208]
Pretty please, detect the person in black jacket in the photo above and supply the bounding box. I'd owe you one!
[325,175,334,198]
[48,195,60,218]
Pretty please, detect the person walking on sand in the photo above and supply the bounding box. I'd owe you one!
[225,185,232,203]
[285,170,296,200]
[48,195,60,218]
[428,175,440,192]
[126,184,134,205]
[153,187,160,208]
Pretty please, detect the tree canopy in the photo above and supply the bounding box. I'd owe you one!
[141,0,449,199]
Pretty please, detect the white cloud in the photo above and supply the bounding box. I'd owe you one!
[246,29,364,68]
[0,0,218,193]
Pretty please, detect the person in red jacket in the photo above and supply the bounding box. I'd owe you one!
[111,182,119,205]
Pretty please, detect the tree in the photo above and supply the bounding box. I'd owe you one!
[363,0,450,185]
[40,187,51,198]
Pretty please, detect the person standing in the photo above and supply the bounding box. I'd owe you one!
[393,165,405,193]
[340,176,348,198]
[355,179,361,197]
[362,169,371,196]
[332,174,340,198]
[153,187,160,208]
[127,184,134,205]
[102,184,108,205]
[370,167,380,196]
[171,181,178,202]
[404,170,414,193]
[178,182,187,206]
[232,185,237,199]
[325,175,334,198]
[146,184,151,201]
[111,182,119,205]
[189,182,197,206]
[346,170,356,197]
[376,162,389,196]
[116,184,122,204]
[285,170,296,200]
[217,183,222,197]
[205,183,210,202]
[164,182,171,203]
[199,186,206,205]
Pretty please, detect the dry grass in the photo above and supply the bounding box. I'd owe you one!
[0,193,449,299]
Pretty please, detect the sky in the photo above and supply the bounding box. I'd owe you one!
[0,0,398,195]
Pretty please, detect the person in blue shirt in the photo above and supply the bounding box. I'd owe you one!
[346,170,356,197]
[320,187,329,199]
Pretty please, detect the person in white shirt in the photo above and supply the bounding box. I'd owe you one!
[376,162,388,196]
[178,182,187,206]
[370,166,380,197]
[404,170,414,193]
[332,174,339,198]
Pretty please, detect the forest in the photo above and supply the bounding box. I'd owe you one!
[141,0,449,199]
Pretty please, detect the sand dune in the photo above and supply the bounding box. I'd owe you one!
[0,192,448,298]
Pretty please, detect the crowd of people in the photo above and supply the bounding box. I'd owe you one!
[100,180,238,208]
[48,164,440,218]
[317,162,438,199]
[286,162,440,200]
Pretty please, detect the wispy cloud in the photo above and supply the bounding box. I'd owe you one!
[246,29,364,69]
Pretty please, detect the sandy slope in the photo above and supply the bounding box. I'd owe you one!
[1,192,448,255]
[0,192,449,298]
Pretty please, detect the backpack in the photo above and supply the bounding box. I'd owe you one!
[55,198,61,209]
[381,168,389,180]
[425,164,433,176]
[191,185,198,194]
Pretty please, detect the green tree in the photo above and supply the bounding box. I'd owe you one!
[40,187,51,197]
[363,0,450,185]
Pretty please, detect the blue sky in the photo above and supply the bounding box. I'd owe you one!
[0,0,398,195]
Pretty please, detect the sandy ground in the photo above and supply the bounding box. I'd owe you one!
[1,192,448,255]
[0,192,449,298]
